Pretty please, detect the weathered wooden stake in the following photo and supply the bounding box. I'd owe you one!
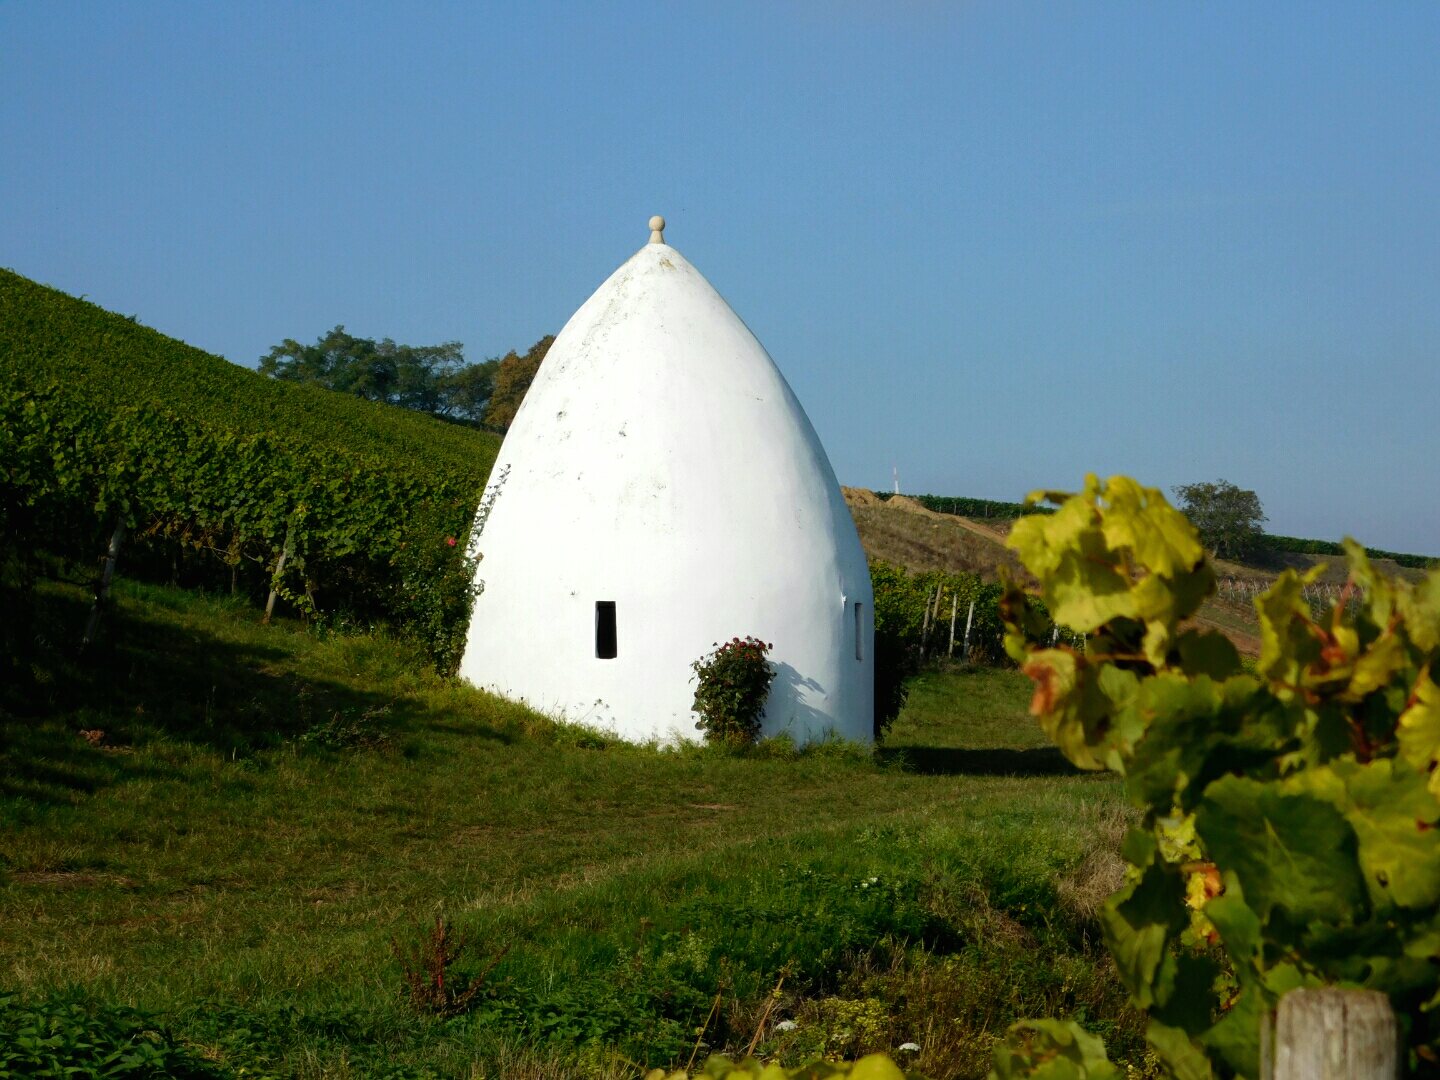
[947,593,959,657]
[226,533,242,596]
[919,585,936,661]
[962,600,975,663]
[80,518,127,653]
[263,522,295,625]
[1263,988,1398,1080]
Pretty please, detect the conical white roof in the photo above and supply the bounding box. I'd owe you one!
[459,221,873,743]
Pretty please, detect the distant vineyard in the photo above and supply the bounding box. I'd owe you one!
[876,492,1052,519]
[881,489,1436,568]
[0,269,501,669]
[1215,576,1383,630]
[871,560,1007,661]
[0,268,499,481]
[869,558,1072,737]
[1254,532,1436,570]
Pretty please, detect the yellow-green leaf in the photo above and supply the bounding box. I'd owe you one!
[1398,670,1440,799]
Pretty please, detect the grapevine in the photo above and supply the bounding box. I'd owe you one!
[992,475,1440,1078]
[0,268,498,669]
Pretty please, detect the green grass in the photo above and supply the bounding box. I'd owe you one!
[1,581,1139,1079]
[885,667,1051,752]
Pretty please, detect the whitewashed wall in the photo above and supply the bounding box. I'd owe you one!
[459,239,873,744]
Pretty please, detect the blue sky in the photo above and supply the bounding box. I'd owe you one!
[3,3,1437,554]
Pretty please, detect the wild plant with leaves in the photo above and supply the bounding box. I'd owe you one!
[992,475,1439,1079]
[691,636,776,746]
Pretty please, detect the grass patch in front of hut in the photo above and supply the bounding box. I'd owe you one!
[1,580,1141,1079]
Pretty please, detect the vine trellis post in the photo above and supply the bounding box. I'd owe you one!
[80,517,127,653]
[1263,988,1399,1079]
[263,518,296,625]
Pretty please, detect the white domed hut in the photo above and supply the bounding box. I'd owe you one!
[458,218,873,744]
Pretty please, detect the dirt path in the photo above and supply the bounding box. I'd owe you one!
[1190,612,1262,658]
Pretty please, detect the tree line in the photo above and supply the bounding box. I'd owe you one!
[259,327,553,431]
[269,327,1432,566]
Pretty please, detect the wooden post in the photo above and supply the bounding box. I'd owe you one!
[1264,988,1398,1080]
[947,593,958,657]
[263,521,295,625]
[919,585,938,662]
[80,518,127,653]
[962,600,975,664]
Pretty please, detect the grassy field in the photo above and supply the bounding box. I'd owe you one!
[1,581,1139,1079]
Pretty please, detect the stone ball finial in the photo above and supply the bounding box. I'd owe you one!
[648,215,666,244]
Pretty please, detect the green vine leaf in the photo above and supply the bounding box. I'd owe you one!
[1398,670,1440,798]
[1144,1019,1215,1080]
[997,474,1440,1074]
[1293,758,1440,911]
[1099,857,1187,1009]
[989,1019,1120,1080]
[1195,775,1366,926]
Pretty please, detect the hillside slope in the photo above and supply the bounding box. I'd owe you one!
[0,267,500,488]
[1,267,502,668]
[844,487,1023,578]
[842,487,1419,659]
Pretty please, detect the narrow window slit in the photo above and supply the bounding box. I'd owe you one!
[854,602,863,661]
[595,601,617,659]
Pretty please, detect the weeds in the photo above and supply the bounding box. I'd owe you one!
[391,916,508,1018]
[1055,804,1133,923]
[0,993,223,1079]
[298,702,395,751]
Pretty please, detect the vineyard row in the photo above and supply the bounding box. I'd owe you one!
[1,383,480,670]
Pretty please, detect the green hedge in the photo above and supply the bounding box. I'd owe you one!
[1255,532,1436,569]
[876,492,1051,520]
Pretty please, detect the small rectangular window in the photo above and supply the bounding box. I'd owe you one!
[854,602,863,661]
[595,601,617,659]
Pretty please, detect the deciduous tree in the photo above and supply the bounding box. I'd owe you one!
[259,326,467,415]
[481,335,554,431]
[260,328,555,430]
[1172,479,1267,559]
[440,358,499,423]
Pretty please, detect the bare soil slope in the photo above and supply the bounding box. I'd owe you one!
[843,487,1022,577]
[845,489,1277,658]
[845,488,1426,660]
